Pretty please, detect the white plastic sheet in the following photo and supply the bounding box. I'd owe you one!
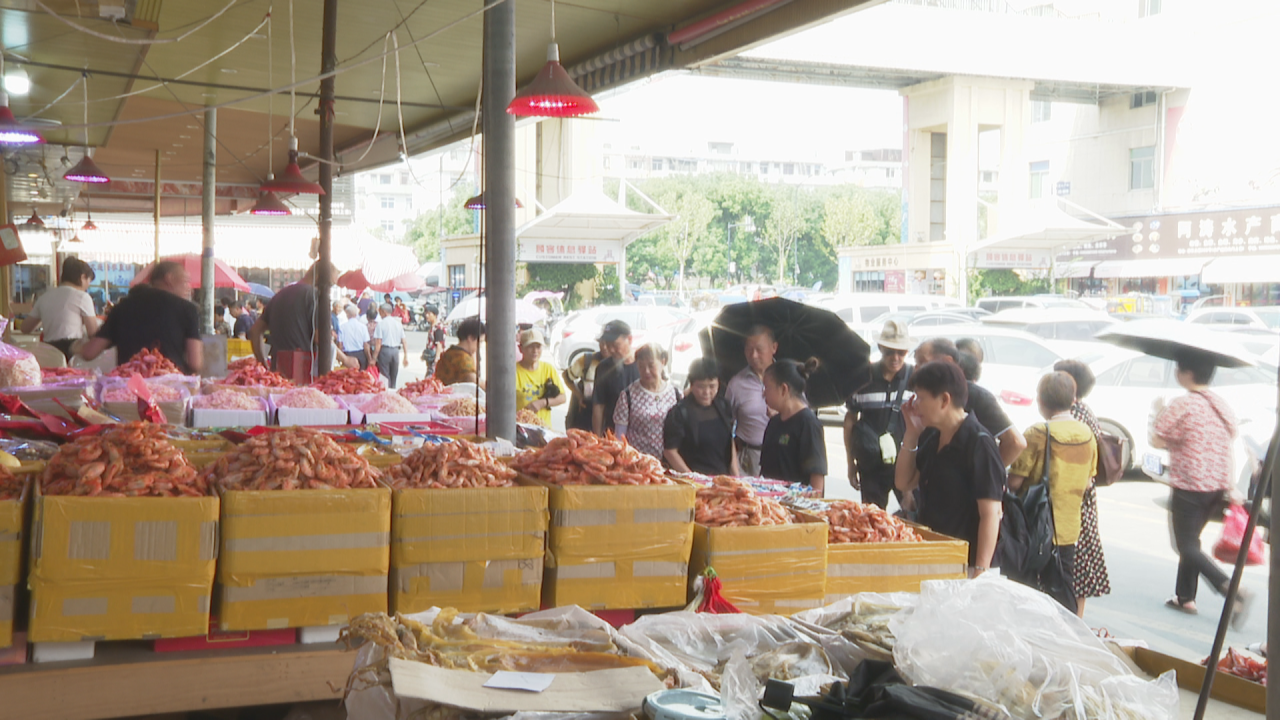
[890,575,1179,720]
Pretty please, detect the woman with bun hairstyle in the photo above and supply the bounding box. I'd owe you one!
[759,358,827,493]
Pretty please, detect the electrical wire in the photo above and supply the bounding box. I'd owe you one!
[341,32,392,167]
[46,0,510,131]
[35,0,239,45]
[288,0,296,139]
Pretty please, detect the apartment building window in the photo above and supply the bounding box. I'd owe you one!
[399,173,410,185]
[929,133,946,242]
[404,197,413,210]
[761,163,769,175]
[1031,101,1052,123]
[1130,90,1158,108]
[1138,0,1161,17]
[378,174,392,185]
[380,196,395,209]
[652,158,664,171]
[603,156,611,169]
[629,160,641,170]
[448,264,465,288]
[380,220,395,233]
[783,163,795,175]
[1130,146,1155,190]
[1029,161,1050,199]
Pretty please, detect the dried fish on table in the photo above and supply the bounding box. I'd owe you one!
[829,597,904,662]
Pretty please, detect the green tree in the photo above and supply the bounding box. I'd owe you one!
[521,262,598,310]
[595,265,622,305]
[403,185,475,261]
[764,199,805,284]
[821,192,880,248]
[968,269,1049,305]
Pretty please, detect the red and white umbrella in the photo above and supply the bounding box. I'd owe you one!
[129,253,251,292]
[336,268,425,293]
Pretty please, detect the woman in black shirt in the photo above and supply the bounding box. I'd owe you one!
[664,358,740,476]
[759,358,827,494]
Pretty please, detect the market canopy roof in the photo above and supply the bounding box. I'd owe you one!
[515,187,675,247]
[2,1,882,217]
[969,199,1125,255]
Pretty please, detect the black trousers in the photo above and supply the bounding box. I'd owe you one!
[1170,488,1230,602]
[377,346,400,388]
[47,338,77,360]
[344,348,370,371]
[860,468,900,510]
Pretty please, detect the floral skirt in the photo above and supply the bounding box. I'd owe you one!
[1074,484,1111,598]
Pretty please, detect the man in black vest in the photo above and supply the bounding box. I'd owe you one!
[844,320,913,509]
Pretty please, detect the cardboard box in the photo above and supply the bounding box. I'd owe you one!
[391,484,548,615]
[822,527,968,602]
[1128,646,1265,714]
[690,520,828,615]
[0,585,13,649]
[1,475,31,649]
[27,487,218,642]
[189,397,270,428]
[104,400,188,425]
[217,487,391,631]
[534,479,695,610]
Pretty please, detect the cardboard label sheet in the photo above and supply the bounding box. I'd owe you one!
[822,527,967,602]
[218,487,390,631]
[27,489,218,642]
[537,481,695,610]
[391,484,548,615]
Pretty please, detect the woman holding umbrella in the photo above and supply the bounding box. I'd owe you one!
[1153,351,1253,623]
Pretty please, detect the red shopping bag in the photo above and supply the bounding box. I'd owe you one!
[1214,504,1266,566]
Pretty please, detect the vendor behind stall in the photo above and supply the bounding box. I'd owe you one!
[79,260,202,374]
[21,257,99,360]
[250,262,326,373]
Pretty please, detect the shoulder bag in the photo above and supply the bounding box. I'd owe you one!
[853,367,911,469]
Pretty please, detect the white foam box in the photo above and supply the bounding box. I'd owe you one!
[298,625,343,644]
[189,396,270,428]
[338,394,434,426]
[32,640,95,664]
[269,395,350,427]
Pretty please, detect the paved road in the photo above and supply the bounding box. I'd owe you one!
[400,332,1269,665]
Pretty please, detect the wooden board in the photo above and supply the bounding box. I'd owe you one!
[0,641,353,720]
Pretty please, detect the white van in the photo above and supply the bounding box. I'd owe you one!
[974,295,1089,314]
[817,293,961,325]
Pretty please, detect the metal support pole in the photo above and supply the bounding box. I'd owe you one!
[1268,363,1279,720]
[482,0,516,440]
[315,0,338,375]
[0,157,9,318]
[154,149,162,262]
[200,107,216,335]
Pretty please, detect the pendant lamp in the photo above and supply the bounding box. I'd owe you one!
[250,190,291,216]
[260,3,323,196]
[260,138,323,195]
[67,232,83,244]
[506,0,598,118]
[64,74,110,183]
[0,49,42,145]
[464,193,523,211]
[23,208,43,226]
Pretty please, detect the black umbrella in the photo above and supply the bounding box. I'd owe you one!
[699,297,871,408]
[1095,319,1256,368]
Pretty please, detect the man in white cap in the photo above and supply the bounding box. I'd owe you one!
[515,328,566,426]
[843,319,914,509]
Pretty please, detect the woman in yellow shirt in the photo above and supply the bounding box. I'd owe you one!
[1008,371,1097,617]
[515,329,566,425]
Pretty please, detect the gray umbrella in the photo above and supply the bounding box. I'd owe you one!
[1095,319,1256,368]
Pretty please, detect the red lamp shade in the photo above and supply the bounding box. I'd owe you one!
[64,155,111,183]
[23,209,43,226]
[81,218,98,231]
[464,193,523,210]
[249,191,292,216]
[0,94,43,145]
[67,233,83,244]
[506,43,599,118]
[261,139,324,195]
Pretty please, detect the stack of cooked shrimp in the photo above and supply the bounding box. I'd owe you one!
[511,429,671,485]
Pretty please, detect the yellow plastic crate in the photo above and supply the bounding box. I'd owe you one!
[227,339,253,360]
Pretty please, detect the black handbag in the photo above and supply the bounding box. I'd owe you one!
[853,368,911,468]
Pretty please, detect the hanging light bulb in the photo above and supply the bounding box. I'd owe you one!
[0,47,41,144]
[80,195,98,231]
[67,232,83,244]
[260,137,323,194]
[507,0,598,118]
[249,188,291,216]
[464,193,523,211]
[64,74,109,183]
[23,208,43,226]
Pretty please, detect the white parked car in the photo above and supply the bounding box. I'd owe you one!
[980,307,1116,358]
[817,293,961,327]
[668,309,719,389]
[974,295,1091,314]
[1186,307,1280,333]
[550,305,691,370]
